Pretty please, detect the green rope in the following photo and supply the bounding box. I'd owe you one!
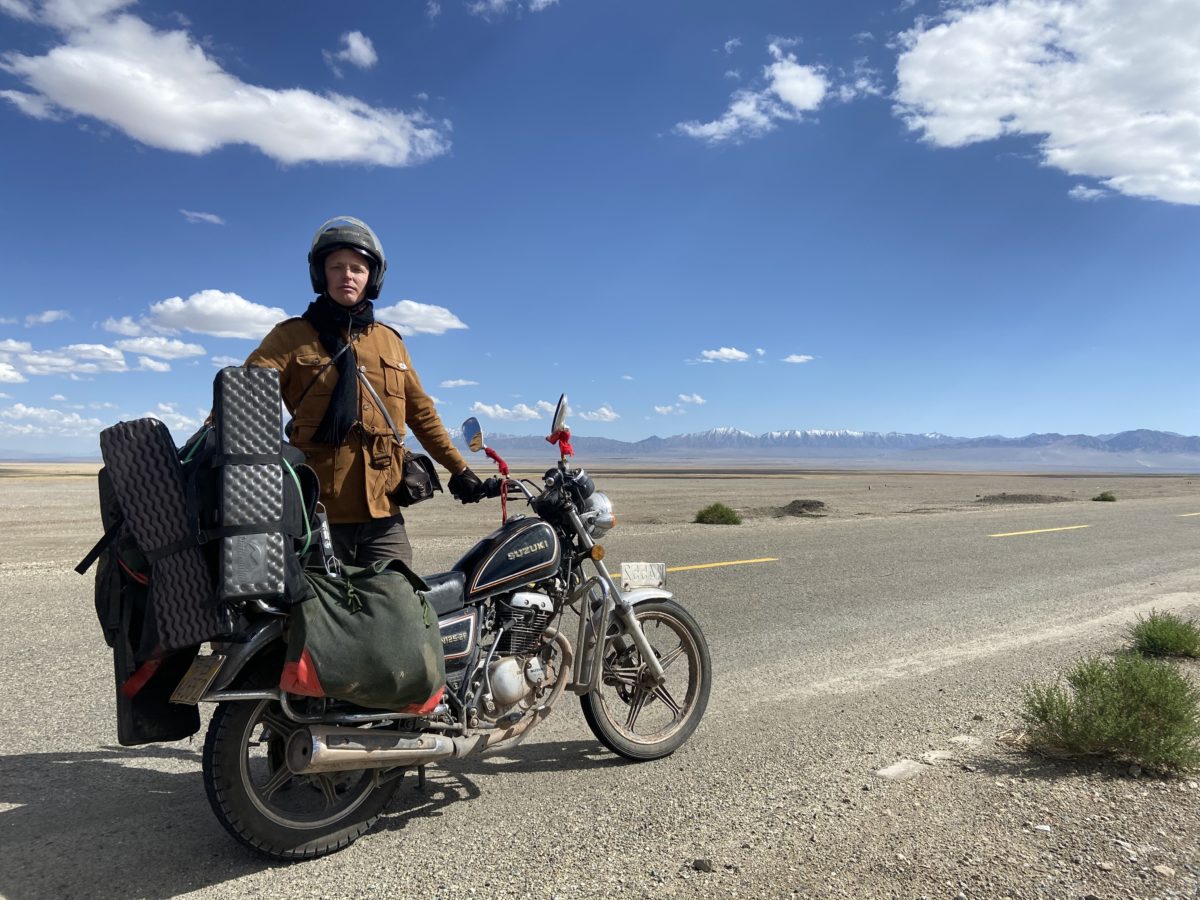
[281,457,312,556]
[180,425,211,464]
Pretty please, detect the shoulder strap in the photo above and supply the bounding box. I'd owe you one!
[355,366,404,446]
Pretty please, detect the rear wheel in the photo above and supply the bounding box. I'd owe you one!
[580,599,711,761]
[202,699,399,860]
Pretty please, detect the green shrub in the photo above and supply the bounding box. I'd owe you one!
[694,502,741,525]
[1092,491,1116,502]
[1129,610,1200,658]
[1021,654,1200,772]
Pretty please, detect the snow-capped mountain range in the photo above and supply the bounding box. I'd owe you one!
[438,427,1200,472]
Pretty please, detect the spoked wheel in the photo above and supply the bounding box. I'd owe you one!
[580,599,711,761]
[202,699,399,860]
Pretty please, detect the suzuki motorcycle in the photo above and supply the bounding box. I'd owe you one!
[195,394,711,859]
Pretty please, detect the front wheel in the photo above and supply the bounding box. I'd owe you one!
[580,599,711,761]
[202,699,400,860]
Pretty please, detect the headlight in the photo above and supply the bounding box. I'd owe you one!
[583,491,616,537]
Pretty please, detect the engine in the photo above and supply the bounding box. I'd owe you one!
[479,592,555,721]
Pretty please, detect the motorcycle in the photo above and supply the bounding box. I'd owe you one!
[194,394,711,860]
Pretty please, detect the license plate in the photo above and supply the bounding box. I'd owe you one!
[620,562,666,590]
[170,654,226,705]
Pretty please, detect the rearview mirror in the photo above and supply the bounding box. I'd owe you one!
[549,393,568,436]
[462,417,485,453]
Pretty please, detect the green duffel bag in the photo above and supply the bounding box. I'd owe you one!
[280,559,447,713]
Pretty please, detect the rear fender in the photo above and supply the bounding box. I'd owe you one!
[209,618,285,692]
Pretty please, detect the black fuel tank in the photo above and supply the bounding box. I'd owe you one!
[453,517,561,600]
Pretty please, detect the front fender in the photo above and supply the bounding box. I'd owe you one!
[620,587,673,606]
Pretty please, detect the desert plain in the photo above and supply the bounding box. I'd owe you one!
[1,463,1198,899]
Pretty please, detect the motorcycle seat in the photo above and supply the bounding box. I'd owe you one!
[422,570,466,616]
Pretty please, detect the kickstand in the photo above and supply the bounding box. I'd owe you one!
[417,764,426,791]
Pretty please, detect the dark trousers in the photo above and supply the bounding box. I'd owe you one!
[329,514,413,568]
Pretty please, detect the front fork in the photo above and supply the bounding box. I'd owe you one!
[565,510,666,694]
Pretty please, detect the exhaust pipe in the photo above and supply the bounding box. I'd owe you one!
[286,725,482,775]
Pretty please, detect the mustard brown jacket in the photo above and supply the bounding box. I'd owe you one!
[245,316,467,523]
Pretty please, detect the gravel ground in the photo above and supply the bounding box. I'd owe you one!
[1,465,1198,899]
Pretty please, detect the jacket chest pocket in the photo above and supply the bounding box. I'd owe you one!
[293,355,332,394]
[381,358,408,397]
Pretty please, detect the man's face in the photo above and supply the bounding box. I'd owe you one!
[324,247,372,307]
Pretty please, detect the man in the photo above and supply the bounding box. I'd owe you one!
[245,216,485,567]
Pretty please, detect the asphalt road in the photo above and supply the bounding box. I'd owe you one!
[1,481,1198,898]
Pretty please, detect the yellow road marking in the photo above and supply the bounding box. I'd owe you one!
[665,557,778,572]
[990,525,1091,538]
[1178,512,1200,517]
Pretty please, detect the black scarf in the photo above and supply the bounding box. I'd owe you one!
[301,295,374,446]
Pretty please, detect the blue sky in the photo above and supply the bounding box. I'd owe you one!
[1,0,1197,455]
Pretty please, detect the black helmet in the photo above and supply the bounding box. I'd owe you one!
[308,216,387,300]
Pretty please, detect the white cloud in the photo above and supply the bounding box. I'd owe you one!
[724,37,741,54]
[1,10,450,168]
[114,336,205,359]
[137,355,169,372]
[676,42,829,144]
[0,339,33,354]
[579,404,619,422]
[141,401,199,434]
[834,58,885,103]
[755,348,765,357]
[0,88,61,118]
[102,315,142,336]
[180,209,224,225]
[20,342,127,375]
[536,400,555,414]
[654,404,680,416]
[426,1,441,20]
[621,374,634,381]
[40,0,135,30]
[0,391,9,398]
[469,401,544,421]
[440,378,478,388]
[895,0,1200,206]
[24,309,70,326]
[1068,184,1107,201]
[0,0,36,22]
[700,346,749,363]
[0,402,103,437]
[468,0,514,17]
[210,355,241,367]
[468,0,556,18]
[376,299,467,336]
[782,354,813,364]
[0,362,26,383]
[147,290,285,340]
[327,31,377,72]
[678,393,705,405]
[49,393,66,400]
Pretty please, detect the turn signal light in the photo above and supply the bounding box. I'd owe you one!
[589,545,606,562]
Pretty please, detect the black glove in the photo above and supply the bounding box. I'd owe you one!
[449,467,486,504]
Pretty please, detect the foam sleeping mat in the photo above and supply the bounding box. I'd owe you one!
[98,419,228,651]
[213,367,287,603]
